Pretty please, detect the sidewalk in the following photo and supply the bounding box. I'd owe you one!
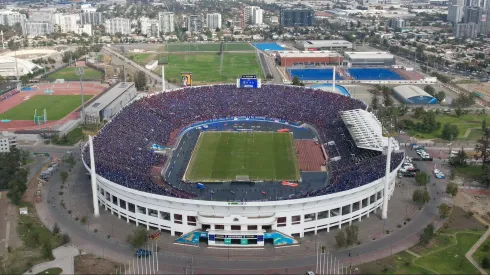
[466,218,490,275]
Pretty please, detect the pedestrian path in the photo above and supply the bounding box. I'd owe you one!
[23,245,79,275]
[466,221,490,275]
[405,249,421,258]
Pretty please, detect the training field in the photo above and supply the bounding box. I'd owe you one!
[0,95,93,120]
[184,132,300,182]
[162,42,254,52]
[47,66,103,81]
[156,53,263,84]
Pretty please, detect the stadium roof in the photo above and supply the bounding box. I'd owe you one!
[297,40,353,48]
[344,51,394,60]
[276,51,341,58]
[0,56,42,77]
[340,109,390,152]
[85,82,135,114]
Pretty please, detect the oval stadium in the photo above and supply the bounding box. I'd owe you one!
[82,84,404,247]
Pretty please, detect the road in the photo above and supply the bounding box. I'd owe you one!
[24,137,452,274]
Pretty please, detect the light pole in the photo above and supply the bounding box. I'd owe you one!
[76,67,85,123]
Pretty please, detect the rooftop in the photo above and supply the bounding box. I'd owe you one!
[393,85,435,99]
[344,51,394,59]
[276,50,341,57]
[298,40,353,46]
[85,82,135,114]
[340,109,394,152]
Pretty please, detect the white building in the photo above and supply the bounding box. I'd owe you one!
[0,56,42,77]
[206,13,222,30]
[186,15,202,32]
[295,40,353,51]
[0,11,26,26]
[22,22,53,36]
[80,11,103,25]
[454,22,479,38]
[105,17,131,35]
[29,10,54,23]
[344,51,395,66]
[75,24,92,36]
[141,17,160,36]
[0,132,16,153]
[448,5,463,24]
[158,12,174,34]
[60,14,80,33]
[252,7,263,25]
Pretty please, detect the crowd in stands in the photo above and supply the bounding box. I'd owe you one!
[0,89,19,103]
[84,84,404,201]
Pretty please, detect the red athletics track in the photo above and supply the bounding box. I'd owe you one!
[0,82,108,131]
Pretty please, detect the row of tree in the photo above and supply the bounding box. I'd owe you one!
[0,148,30,205]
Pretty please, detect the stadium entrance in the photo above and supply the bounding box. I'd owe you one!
[208,230,264,246]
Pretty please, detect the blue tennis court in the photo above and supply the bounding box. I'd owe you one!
[347,68,403,80]
[253,43,285,51]
[288,68,342,81]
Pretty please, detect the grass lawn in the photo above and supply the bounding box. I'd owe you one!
[413,232,482,274]
[3,202,63,275]
[184,131,300,182]
[53,126,86,146]
[161,42,254,52]
[47,66,103,81]
[356,251,435,274]
[156,53,263,84]
[36,267,63,275]
[472,234,490,273]
[454,165,485,181]
[0,95,92,120]
[405,114,490,140]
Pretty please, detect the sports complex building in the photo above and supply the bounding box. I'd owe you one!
[275,51,343,67]
[82,84,405,247]
[294,40,353,51]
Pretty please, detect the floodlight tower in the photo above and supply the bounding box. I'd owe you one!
[381,116,397,220]
[89,136,100,217]
[161,65,166,92]
[332,66,336,94]
[76,67,85,122]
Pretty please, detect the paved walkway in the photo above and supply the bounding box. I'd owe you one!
[466,221,490,275]
[23,245,79,275]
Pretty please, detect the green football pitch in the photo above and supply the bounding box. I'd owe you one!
[0,95,93,120]
[155,53,263,84]
[162,42,255,52]
[184,132,300,182]
[47,66,103,81]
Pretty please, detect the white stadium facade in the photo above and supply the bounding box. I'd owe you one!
[82,85,404,247]
[0,56,42,77]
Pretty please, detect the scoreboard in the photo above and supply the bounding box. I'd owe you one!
[237,75,261,88]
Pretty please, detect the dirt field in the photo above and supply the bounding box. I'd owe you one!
[441,206,487,231]
[457,82,490,100]
[455,189,490,224]
[74,254,122,274]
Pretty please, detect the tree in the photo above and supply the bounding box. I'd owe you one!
[475,126,490,166]
[424,85,435,96]
[420,223,435,245]
[61,234,71,245]
[418,111,440,132]
[449,147,468,167]
[415,171,429,186]
[435,91,446,102]
[438,203,451,218]
[370,94,380,111]
[446,182,458,196]
[42,241,53,260]
[60,171,68,185]
[454,108,464,117]
[53,223,60,235]
[382,89,394,107]
[127,227,148,248]
[291,76,304,86]
[335,229,346,248]
[345,225,359,246]
[134,71,147,91]
[413,189,430,206]
[441,123,459,141]
[482,256,490,269]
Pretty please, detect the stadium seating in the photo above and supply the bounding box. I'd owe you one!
[84,84,404,201]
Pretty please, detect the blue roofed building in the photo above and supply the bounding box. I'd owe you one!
[392,85,437,104]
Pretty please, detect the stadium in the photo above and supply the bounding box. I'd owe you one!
[82,84,404,247]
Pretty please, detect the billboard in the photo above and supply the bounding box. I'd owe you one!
[237,74,261,88]
[181,72,192,87]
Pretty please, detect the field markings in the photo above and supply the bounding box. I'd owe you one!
[289,133,301,181]
[183,131,206,181]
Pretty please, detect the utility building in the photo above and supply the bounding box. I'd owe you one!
[392,85,437,104]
